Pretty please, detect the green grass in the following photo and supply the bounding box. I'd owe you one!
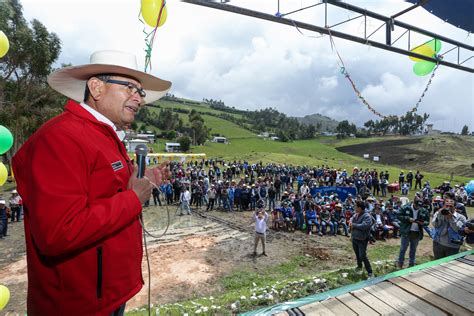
[126,253,400,315]
[154,100,245,120]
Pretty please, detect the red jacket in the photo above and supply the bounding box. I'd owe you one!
[12,100,143,315]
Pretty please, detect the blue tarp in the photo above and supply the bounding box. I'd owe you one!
[406,0,474,33]
[312,186,357,201]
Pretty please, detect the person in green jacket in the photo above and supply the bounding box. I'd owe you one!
[397,197,429,268]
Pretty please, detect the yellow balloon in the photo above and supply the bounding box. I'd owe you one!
[141,0,168,28]
[0,285,10,310]
[0,163,7,186]
[409,44,435,62]
[0,31,9,58]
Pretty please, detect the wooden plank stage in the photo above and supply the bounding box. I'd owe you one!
[274,254,474,316]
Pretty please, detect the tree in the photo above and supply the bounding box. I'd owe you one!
[188,110,209,145]
[178,135,191,152]
[461,125,469,135]
[0,0,62,153]
[336,120,357,137]
[364,120,375,135]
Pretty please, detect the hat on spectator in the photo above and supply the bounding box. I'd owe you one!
[0,200,5,204]
[11,189,17,194]
[455,203,465,210]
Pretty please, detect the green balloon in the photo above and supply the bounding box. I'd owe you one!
[413,61,436,76]
[426,38,442,54]
[0,125,13,154]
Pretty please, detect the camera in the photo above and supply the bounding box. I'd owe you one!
[466,221,474,230]
[441,208,451,216]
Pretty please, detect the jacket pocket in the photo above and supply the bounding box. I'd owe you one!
[97,246,103,299]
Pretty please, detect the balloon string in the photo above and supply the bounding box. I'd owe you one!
[327,28,386,119]
[326,28,439,119]
[140,1,167,73]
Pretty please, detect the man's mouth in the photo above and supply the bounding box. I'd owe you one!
[125,105,138,113]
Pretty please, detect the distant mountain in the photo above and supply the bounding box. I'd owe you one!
[295,113,340,132]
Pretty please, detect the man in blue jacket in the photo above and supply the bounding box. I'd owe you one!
[431,197,466,259]
[350,200,373,278]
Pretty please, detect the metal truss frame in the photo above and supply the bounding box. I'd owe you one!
[182,0,474,73]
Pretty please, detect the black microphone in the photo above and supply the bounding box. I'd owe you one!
[135,144,148,179]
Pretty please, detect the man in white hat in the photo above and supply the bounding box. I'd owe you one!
[9,189,21,222]
[0,199,9,238]
[12,50,171,316]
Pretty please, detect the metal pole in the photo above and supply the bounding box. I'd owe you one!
[386,20,391,45]
[181,0,473,73]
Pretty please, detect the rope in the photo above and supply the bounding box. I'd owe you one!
[139,0,167,73]
[326,27,440,119]
[280,12,440,119]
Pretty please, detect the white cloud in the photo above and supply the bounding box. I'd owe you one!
[18,0,474,132]
[318,76,338,90]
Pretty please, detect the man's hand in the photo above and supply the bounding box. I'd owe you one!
[128,165,153,204]
[144,162,171,187]
[409,218,414,223]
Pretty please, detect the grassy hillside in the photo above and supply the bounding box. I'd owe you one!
[139,98,471,186]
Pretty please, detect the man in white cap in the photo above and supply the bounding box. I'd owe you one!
[9,189,21,222]
[0,199,9,238]
[12,50,171,316]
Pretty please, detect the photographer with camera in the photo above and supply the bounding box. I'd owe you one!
[397,196,429,268]
[432,197,467,259]
[463,219,474,244]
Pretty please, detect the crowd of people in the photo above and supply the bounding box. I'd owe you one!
[147,159,473,277]
[2,158,473,275]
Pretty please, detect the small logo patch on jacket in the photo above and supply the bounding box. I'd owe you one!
[111,161,124,172]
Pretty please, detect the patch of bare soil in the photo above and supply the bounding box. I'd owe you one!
[337,136,474,177]
[0,204,443,314]
[337,138,429,166]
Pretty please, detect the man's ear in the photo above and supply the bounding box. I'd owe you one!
[87,77,104,100]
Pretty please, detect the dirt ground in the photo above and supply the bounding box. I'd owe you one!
[0,203,454,314]
[0,204,303,314]
[337,136,474,177]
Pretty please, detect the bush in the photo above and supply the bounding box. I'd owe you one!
[178,136,192,152]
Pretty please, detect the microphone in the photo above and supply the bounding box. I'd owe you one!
[135,144,148,179]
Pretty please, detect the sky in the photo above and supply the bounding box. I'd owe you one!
[19,0,474,132]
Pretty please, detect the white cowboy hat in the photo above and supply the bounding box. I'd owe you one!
[47,50,171,104]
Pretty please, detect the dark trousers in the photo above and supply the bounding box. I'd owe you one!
[153,192,161,206]
[433,241,460,260]
[11,206,21,222]
[352,238,372,274]
[166,194,173,205]
[207,198,215,211]
[0,218,7,237]
[110,303,125,316]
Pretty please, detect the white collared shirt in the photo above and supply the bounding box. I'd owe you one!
[410,207,419,231]
[80,102,126,141]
